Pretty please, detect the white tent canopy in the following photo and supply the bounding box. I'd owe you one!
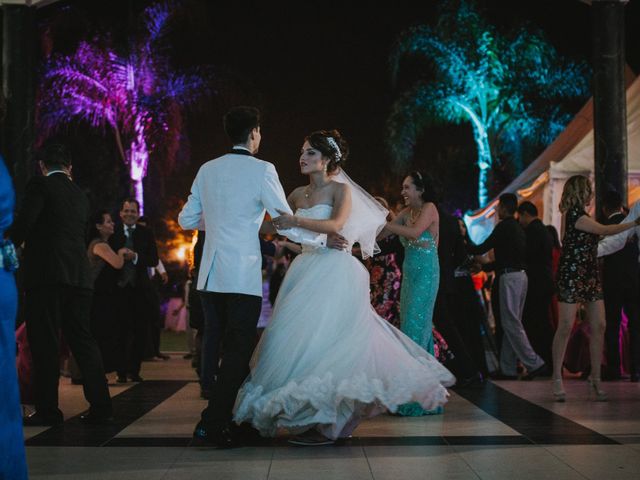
[466,72,640,243]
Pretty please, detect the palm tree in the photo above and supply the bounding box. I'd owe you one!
[387,0,589,208]
[37,1,212,212]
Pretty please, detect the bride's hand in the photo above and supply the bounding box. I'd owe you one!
[272,210,298,229]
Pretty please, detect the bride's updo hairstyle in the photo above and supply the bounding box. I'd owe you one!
[305,129,349,174]
[408,171,438,204]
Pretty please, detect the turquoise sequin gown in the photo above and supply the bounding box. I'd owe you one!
[398,229,442,416]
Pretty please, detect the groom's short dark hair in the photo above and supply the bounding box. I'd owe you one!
[224,106,260,145]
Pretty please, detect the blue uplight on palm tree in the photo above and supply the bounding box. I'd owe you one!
[37,1,213,212]
[387,0,589,208]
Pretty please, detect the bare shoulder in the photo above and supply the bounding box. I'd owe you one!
[93,241,112,255]
[287,185,306,205]
[289,185,306,198]
[424,202,439,216]
[331,181,350,195]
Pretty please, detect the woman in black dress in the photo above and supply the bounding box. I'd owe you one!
[552,176,640,401]
[87,211,132,373]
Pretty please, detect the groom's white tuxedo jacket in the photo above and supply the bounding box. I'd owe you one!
[179,151,324,296]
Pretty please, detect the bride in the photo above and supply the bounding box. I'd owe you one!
[233,129,455,445]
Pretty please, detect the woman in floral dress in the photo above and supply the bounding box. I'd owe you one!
[552,175,639,402]
[367,196,403,328]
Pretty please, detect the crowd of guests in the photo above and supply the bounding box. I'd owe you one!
[180,170,640,409]
[6,143,179,429]
[1,107,638,468]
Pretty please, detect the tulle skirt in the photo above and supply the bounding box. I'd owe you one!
[233,248,455,439]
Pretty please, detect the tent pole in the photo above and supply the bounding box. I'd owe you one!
[1,3,37,206]
[592,0,628,220]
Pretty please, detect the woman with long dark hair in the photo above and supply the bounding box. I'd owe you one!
[383,171,441,416]
[87,210,131,373]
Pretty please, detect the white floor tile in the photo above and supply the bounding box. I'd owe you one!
[365,445,480,479]
[452,445,587,480]
[543,445,640,480]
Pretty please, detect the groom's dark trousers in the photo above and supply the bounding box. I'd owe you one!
[199,292,262,428]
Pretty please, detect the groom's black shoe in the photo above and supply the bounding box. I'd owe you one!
[231,422,263,445]
[191,421,237,449]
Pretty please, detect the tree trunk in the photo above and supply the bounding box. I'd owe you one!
[473,127,493,208]
[131,174,144,214]
[126,115,148,214]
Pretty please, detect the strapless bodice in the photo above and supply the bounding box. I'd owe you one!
[295,203,333,220]
[399,229,437,253]
[295,204,352,253]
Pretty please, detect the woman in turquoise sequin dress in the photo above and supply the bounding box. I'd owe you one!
[384,172,442,416]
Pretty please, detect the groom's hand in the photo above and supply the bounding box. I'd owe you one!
[327,233,348,250]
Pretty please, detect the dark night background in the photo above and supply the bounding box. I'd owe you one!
[32,0,640,223]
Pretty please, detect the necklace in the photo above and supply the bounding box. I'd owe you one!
[304,181,330,199]
[409,205,423,225]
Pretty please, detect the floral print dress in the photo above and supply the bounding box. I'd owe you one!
[366,235,402,328]
[557,206,603,303]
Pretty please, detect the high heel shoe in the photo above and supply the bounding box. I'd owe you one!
[551,378,566,402]
[587,377,608,402]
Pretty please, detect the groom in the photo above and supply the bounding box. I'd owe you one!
[179,106,341,448]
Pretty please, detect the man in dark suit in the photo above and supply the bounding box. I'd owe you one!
[433,208,485,385]
[600,191,640,381]
[109,198,159,383]
[517,201,554,370]
[9,143,112,425]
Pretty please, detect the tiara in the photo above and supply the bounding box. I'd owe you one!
[326,137,342,162]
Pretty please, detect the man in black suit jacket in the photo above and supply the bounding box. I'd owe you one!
[601,191,640,381]
[517,201,554,370]
[9,144,112,425]
[432,209,485,384]
[109,198,159,382]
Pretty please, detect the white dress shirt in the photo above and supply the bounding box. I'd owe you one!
[597,201,640,259]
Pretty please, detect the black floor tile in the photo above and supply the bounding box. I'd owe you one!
[455,381,619,445]
[26,380,188,447]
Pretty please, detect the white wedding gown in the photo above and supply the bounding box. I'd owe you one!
[233,204,456,439]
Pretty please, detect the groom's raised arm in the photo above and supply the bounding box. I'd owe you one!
[260,163,293,218]
[260,163,326,247]
[178,172,205,230]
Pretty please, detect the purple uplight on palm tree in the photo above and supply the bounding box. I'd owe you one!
[38,1,212,212]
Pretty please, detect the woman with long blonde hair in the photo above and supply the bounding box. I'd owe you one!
[552,175,640,401]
